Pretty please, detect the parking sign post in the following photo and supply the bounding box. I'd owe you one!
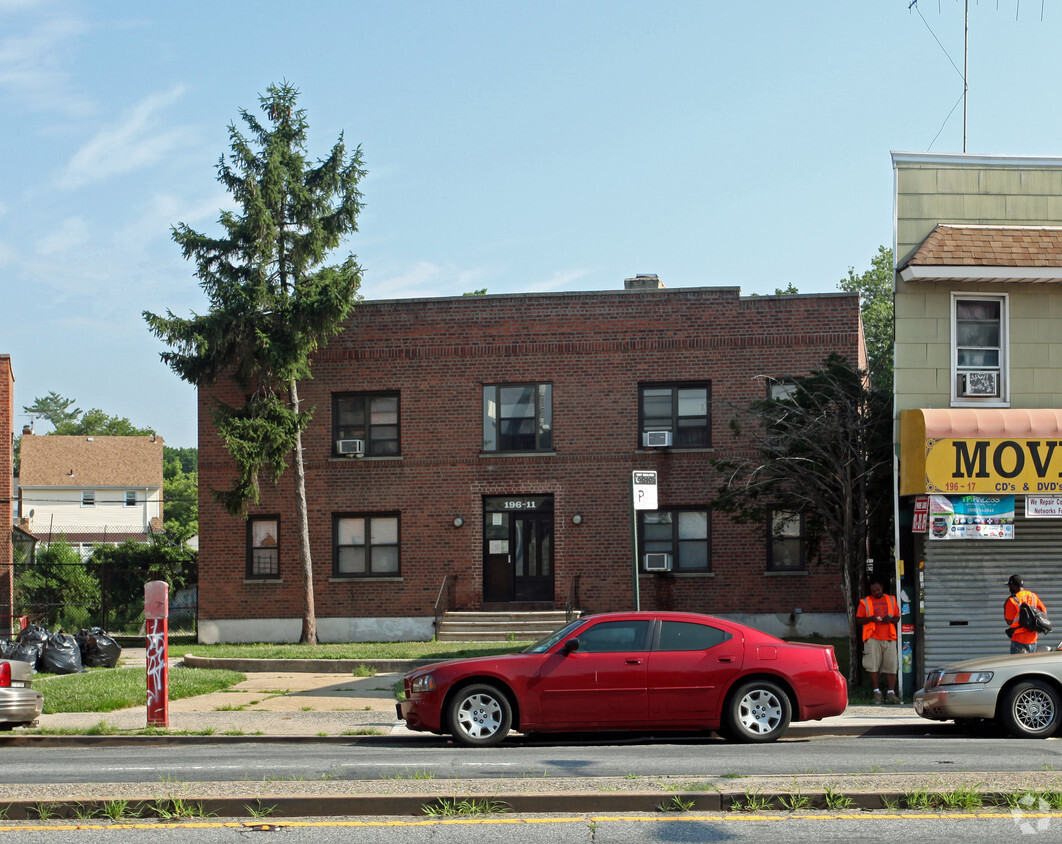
[631,471,658,612]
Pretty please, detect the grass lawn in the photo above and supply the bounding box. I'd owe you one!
[34,667,245,714]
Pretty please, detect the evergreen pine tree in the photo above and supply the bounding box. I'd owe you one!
[144,82,365,643]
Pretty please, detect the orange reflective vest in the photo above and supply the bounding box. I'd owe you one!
[858,594,900,642]
[1006,590,1046,645]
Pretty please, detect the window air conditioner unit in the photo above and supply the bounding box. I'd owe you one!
[644,553,672,571]
[958,371,999,398]
[643,431,673,448]
[336,438,365,456]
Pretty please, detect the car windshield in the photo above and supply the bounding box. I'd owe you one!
[522,618,586,654]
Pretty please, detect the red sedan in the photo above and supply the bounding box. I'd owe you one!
[398,611,847,746]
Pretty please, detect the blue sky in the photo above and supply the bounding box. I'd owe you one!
[1,0,1059,448]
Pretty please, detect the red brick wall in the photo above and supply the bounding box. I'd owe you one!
[0,356,13,618]
[198,288,863,626]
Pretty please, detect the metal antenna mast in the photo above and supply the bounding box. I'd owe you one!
[963,0,968,152]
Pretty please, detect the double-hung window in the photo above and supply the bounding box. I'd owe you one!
[482,383,552,452]
[767,510,805,572]
[952,294,1006,402]
[247,517,280,578]
[332,392,400,457]
[334,514,400,577]
[639,383,710,448]
[124,490,137,507]
[639,509,710,572]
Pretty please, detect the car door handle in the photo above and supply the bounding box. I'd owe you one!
[717,657,733,663]
[625,659,642,665]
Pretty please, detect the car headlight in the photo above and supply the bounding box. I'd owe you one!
[938,671,993,686]
[410,674,436,693]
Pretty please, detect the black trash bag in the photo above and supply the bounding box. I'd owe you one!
[0,639,19,659]
[40,631,84,675]
[13,640,43,668]
[17,623,48,646]
[76,627,122,668]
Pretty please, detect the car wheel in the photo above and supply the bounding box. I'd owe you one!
[447,683,512,747]
[1000,680,1061,738]
[724,680,792,743]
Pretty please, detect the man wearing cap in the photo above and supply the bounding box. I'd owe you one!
[1005,574,1047,655]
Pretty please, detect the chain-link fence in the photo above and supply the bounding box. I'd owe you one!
[6,532,197,637]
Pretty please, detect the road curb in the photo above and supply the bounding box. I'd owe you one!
[0,788,1027,820]
[182,656,435,673]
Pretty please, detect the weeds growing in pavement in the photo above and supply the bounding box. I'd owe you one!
[904,787,931,809]
[938,786,983,810]
[823,785,853,810]
[421,798,510,817]
[245,801,277,818]
[880,794,901,811]
[152,798,213,819]
[735,789,771,812]
[30,803,59,820]
[389,769,437,780]
[342,727,383,736]
[722,772,747,780]
[779,792,810,811]
[102,800,140,820]
[658,796,695,812]
[353,665,378,677]
[663,781,718,793]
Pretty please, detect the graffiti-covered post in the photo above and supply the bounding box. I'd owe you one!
[145,580,169,727]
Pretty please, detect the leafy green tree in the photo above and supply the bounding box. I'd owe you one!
[15,539,101,631]
[711,354,894,682]
[52,408,155,437]
[143,82,366,644]
[23,391,81,429]
[840,245,894,392]
[89,539,197,632]
[163,465,199,543]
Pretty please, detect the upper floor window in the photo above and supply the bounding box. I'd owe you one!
[81,490,95,508]
[482,384,552,452]
[333,392,400,457]
[952,294,1007,403]
[247,516,279,578]
[125,490,137,507]
[639,508,710,572]
[767,510,805,572]
[334,514,400,577]
[639,383,710,448]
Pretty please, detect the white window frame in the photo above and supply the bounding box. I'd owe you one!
[81,490,95,508]
[951,292,1010,407]
[124,490,137,507]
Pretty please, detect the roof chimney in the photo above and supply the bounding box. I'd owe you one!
[624,274,665,290]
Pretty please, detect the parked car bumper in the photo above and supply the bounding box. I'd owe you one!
[913,685,997,722]
[0,688,43,728]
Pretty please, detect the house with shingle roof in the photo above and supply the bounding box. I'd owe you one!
[893,152,1062,685]
[17,433,165,557]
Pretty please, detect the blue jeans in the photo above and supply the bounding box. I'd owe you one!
[1011,640,1036,654]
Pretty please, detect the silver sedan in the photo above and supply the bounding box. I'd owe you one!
[914,647,1062,738]
[0,659,43,729]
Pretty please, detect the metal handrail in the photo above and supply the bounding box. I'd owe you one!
[565,575,581,623]
[433,574,457,637]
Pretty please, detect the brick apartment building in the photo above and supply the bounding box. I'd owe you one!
[197,278,865,643]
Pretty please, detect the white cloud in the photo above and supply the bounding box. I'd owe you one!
[0,9,93,116]
[35,216,89,256]
[58,85,193,189]
[526,268,592,292]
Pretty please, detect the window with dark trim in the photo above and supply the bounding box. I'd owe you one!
[639,383,710,448]
[125,490,137,507]
[332,392,400,457]
[247,516,279,578]
[639,509,710,572]
[482,383,552,452]
[767,510,805,571]
[333,514,400,577]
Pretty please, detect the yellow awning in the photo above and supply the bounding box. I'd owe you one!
[900,408,1062,496]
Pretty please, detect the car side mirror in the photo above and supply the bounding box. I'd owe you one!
[563,638,580,654]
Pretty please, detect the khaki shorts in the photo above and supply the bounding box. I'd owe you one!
[862,637,898,674]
